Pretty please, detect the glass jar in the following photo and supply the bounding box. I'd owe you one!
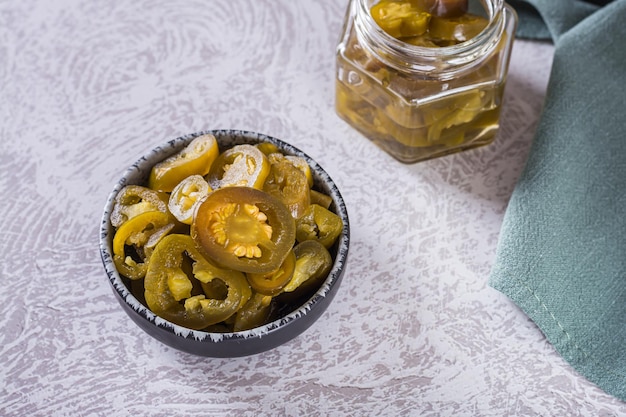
[335,0,517,163]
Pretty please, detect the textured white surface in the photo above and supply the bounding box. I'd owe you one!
[1,0,625,416]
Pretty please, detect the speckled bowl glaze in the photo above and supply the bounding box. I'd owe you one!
[99,130,350,357]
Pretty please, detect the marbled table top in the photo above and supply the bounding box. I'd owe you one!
[1,0,625,415]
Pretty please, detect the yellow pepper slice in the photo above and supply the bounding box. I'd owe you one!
[112,211,175,280]
[144,234,252,330]
[256,142,281,156]
[148,134,219,192]
[167,175,212,225]
[246,250,296,296]
[371,1,431,39]
[207,144,270,190]
[110,185,169,228]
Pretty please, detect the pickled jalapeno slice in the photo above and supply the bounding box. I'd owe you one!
[268,153,314,188]
[207,144,270,190]
[191,186,296,274]
[295,204,344,249]
[369,0,487,46]
[428,13,488,43]
[168,174,211,225]
[371,1,431,38]
[282,240,333,294]
[233,292,274,332]
[309,189,333,209]
[263,160,311,219]
[144,234,252,330]
[149,134,219,192]
[246,250,296,296]
[110,185,169,228]
[256,142,281,156]
[112,211,175,280]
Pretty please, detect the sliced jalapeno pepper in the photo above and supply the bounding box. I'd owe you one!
[207,144,270,190]
[192,186,296,274]
[371,1,431,38]
[246,250,296,296]
[268,153,314,188]
[309,189,333,210]
[426,88,484,143]
[428,13,488,43]
[112,211,175,280]
[263,160,311,219]
[282,240,332,294]
[144,234,251,330]
[256,142,280,156]
[110,185,169,228]
[295,204,343,249]
[149,134,219,192]
[168,175,211,225]
[233,292,273,332]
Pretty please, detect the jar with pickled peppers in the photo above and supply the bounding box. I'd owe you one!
[335,0,517,163]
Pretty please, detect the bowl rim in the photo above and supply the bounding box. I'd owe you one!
[99,129,350,347]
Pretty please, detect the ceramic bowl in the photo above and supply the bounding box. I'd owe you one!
[99,130,350,357]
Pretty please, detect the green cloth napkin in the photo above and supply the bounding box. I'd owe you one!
[490,0,626,401]
[508,0,606,40]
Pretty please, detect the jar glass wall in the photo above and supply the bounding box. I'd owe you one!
[335,0,517,163]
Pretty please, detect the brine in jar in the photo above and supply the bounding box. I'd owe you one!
[335,0,517,163]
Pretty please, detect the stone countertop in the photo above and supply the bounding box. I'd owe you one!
[1,0,625,415]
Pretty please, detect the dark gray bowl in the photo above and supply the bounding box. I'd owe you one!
[99,130,349,357]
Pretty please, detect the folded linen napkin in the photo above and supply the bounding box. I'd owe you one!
[490,0,626,401]
[508,0,607,40]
